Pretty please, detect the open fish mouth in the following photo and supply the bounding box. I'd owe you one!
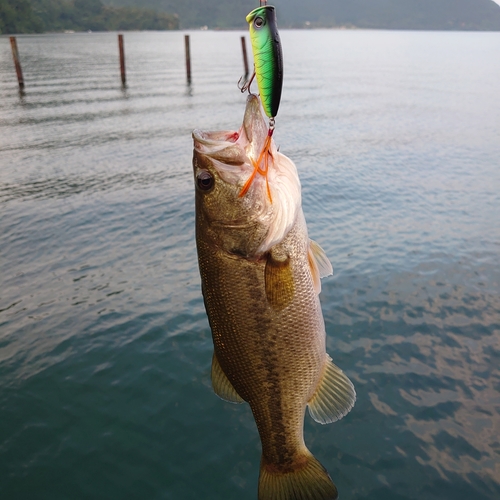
[193,94,269,175]
[192,130,239,151]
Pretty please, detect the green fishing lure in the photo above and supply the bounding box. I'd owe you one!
[246,5,283,119]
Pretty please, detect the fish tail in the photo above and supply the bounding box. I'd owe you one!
[258,452,338,500]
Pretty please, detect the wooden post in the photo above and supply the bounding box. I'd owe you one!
[10,37,24,90]
[118,34,126,85]
[184,35,191,84]
[241,36,249,79]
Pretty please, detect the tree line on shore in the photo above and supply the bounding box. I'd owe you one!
[0,0,178,34]
[105,0,500,31]
[2,0,500,34]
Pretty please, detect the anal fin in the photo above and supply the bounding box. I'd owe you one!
[211,353,244,404]
[307,354,356,424]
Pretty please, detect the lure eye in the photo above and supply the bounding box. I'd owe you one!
[254,16,265,29]
[197,171,214,191]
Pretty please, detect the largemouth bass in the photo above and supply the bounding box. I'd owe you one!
[192,94,355,500]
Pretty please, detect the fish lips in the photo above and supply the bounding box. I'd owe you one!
[192,129,247,166]
[241,93,268,153]
[192,94,268,169]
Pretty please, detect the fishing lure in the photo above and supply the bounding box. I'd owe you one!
[239,3,283,201]
[246,4,283,120]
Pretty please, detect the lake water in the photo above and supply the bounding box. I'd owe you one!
[1,29,499,499]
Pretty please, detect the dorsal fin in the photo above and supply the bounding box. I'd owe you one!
[307,239,333,294]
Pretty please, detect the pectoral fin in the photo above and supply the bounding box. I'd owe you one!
[307,354,356,424]
[308,239,333,294]
[265,251,295,310]
[211,353,244,404]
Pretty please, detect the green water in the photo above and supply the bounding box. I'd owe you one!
[1,30,499,499]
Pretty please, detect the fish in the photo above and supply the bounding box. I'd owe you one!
[192,94,355,500]
[246,5,284,120]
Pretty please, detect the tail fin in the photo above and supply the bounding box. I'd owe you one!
[258,453,338,500]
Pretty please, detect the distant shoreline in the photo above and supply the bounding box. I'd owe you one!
[3,26,500,36]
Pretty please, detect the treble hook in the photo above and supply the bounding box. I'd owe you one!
[238,71,256,94]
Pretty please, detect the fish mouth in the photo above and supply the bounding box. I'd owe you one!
[192,129,240,151]
[192,94,269,175]
[238,94,274,201]
[192,129,246,166]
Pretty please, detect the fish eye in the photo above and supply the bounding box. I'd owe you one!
[196,170,214,191]
[254,16,264,29]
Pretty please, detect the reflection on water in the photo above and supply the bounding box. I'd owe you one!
[0,170,177,201]
[1,30,500,500]
[320,253,500,495]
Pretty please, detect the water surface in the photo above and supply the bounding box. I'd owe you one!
[1,30,499,499]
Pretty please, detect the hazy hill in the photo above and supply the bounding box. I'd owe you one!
[0,0,178,34]
[103,0,500,30]
[3,0,500,33]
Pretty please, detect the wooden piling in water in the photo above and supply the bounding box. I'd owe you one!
[241,36,249,79]
[118,34,126,85]
[184,35,191,84]
[10,37,24,90]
